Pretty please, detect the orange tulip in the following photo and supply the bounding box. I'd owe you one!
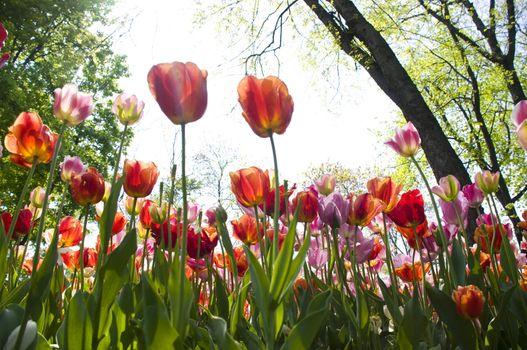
[231,214,261,246]
[237,75,294,138]
[230,167,270,207]
[147,61,208,125]
[291,187,319,223]
[123,159,159,198]
[4,112,59,168]
[367,177,402,213]
[70,167,106,206]
[347,193,384,227]
[474,223,507,253]
[111,211,127,235]
[452,285,485,319]
[394,261,430,283]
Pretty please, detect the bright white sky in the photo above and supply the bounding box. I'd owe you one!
[111,0,399,204]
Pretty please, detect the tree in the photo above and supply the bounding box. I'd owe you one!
[199,0,527,241]
[0,0,131,213]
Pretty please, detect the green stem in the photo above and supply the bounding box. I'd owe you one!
[381,213,400,301]
[112,123,128,183]
[141,229,150,275]
[410,156,456,290]
[79,205,90,292]
[177,123,189,333]
[269,133,280,265]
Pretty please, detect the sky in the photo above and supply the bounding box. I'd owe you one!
[110,0,400,205]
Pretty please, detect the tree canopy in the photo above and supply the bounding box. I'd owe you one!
[0,0,131,210]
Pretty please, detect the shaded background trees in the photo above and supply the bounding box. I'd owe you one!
[0,0,131,212]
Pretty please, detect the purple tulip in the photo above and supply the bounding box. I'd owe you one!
[318,192,349,229]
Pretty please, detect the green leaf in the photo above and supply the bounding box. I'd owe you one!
[168,256,193,340]
[451,239,466,285]
[507,286,527,333]
[499,231,519,281]
[98,177,124,262]
[217,219,239,283]
[397,288,428,348]
[206,316,243,350]
[0,304,25,348]
[214,271,230,320]
[281,289,332,350]
[0,279,30,309]
[230,274,251,335]
[140,275,179,349]
[377,277,402,325]
[64,292,93,349]
[426,285,476,350]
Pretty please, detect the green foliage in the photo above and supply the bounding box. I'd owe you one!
[0,0,131,214]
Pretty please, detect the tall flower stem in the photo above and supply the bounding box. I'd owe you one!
[141,229,151,275]
[5,161,37,289]
[269,133,280,264]
[410,156,456,291]
[254,205,268,273]
[381,213,400,301]
[112,123,128,183]
[79,205,90,291]
[177,123,189,330]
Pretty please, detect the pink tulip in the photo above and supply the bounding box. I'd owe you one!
[516,120,527,151]
[511,100,527,127]
[385,122,421,157]
[0,22,9,69]
[307,240,328,270]
[439,192,469,229]
[54,84,94,126]
[314,174,336,196]
[462,183,485,208]
[187,203,201,223]
[60,156,85,183]
[29,186,46,208]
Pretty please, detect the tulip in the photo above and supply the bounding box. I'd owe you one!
[318,192,349,229]
[393,254,430,283]
[462,183,485,208]
[102,181,112,203]
[53,84,94,126]
[29,186,46,208]
[70,167,106,206]
[58,216,82,247]
[259,183,296,216]
[0,22,9,69]
[385,122,421,157]
[307,240,328,270]
[516,120,527,150]
[367,177,402,213]
[511,100,527,127]
[204,207,216,225]
[187,202,200,223]
[125,196,143,216]
[452,285,485,319]
[60,156,85,183]
[231,214,261,246]
[187,225,218,258]
[474,223,508,253]
[232,246,249,277]
[139,199,154,229]
[474,170,499,194]
[147,61,208,125]
[347,193,384,227]
[151,217,181,249]
[4,112,59,168]
[388,189,427,228]
[291,186,319,223]
[111,211,127,235]
[123,160,159,198]
[431,175,460,202]
[314,174,336,196]
[1,208,34,240]
[112,93,145,126]
[230,167,270,207]
[439,192,469,229]
[237,75,294,138]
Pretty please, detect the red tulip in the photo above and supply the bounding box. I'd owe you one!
[140,199,154,229]
[58,216,82,247]
[111,211,127,235]
[452,285,485,319]
[0,22,10,69]
[1,208,34,240]
[147,61,208,125]
[291,187,319,223]
[187,225,218,258]
[70,167,106,206]
[123,159,159,198]
[259,183,296,216]
[151,217,181,249]
[387,189,426,228]
[4,112,59,168]
[237,75,294,138]
[230,167,270,207]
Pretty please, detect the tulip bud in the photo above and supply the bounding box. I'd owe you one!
[60,156,85,183]
[29,186,46,208]
[432,175,460,202]
[230,167,270,207]
[452,285,485,319]
[112,93,145,126]
[123,160,159,198]
[148,202,169,225]
[215,206,228,224]
[125,196,143,216]
[474,170,499,194]
[314,174,336,196]
[292,187,319,223]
